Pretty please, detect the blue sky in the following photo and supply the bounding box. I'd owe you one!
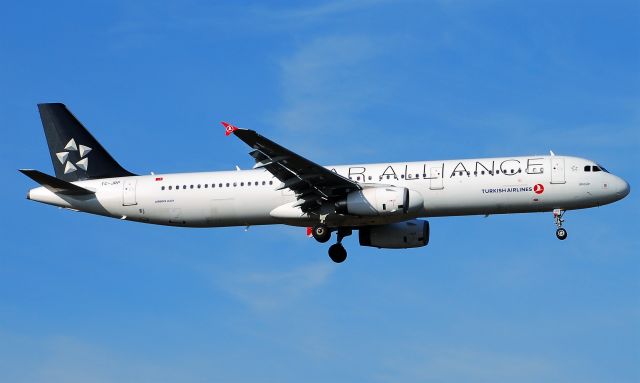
[1,0,639,382]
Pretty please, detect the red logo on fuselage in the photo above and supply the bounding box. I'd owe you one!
[534,184,544,194]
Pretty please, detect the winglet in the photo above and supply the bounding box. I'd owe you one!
[221,121,239,136]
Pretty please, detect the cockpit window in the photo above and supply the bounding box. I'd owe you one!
[593,166,602,172]
[584,165,591,172]
[597,164,609,173]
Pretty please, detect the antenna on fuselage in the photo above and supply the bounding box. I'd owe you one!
[549,150,555,156]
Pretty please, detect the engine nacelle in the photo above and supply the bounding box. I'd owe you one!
[359,219,430,249]
[335,187,424,216]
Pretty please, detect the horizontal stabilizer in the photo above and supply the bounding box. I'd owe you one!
[19,169,95,195]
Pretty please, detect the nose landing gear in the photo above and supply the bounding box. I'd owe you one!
[553,209,568,240]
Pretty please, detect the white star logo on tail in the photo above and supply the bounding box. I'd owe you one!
[57,138,92,174]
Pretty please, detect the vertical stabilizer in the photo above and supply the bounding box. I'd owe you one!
[38,103,135,181]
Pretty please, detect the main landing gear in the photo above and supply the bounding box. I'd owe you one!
[553,209,568,240]
[311,224,352,263]
[311,224,331,243]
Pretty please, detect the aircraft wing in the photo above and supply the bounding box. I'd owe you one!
[223,122,361,212]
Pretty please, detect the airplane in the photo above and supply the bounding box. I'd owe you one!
[21,103,630,263]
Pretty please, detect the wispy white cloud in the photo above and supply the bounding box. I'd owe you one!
[212,262,335,311]
[275,35,382,129]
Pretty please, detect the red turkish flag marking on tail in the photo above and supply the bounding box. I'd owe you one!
[221,122,238,136]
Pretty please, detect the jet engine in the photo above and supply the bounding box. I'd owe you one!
[335,187,424,216]
[359,219,430,249]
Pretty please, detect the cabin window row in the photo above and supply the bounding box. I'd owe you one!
[161,180,274,191]
[349,174,430,181]
[346,168,534,181]
[451,168,530,177]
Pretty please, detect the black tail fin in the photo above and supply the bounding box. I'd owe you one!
[38,103,135,181]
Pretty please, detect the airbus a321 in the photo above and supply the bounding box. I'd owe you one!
[21,104,630,262]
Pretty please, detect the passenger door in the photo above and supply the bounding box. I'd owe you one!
[550,157,566,184]
[122,179,137,206]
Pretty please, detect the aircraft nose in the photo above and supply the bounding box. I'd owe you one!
[614,177,630,199]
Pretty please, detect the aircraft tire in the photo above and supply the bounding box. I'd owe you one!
[312,224,332,243]
[556,228,568,240]
[328,243,347,263]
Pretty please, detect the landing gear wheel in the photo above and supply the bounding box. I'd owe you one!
[312,224,331,243]
[328,243,347,263]
[556,228,568,240]
[553,209,568,241]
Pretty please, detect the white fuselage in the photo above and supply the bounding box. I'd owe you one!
[27,155,629,228]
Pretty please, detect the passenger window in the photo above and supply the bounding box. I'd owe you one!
[197,184,201,189]
[233,182,237,187]
[386,175,390,179]
[219,183,223,187]
[183,185,187,189]
[368,176,372,181]
[161,186,165,190]
[168,186,172,190]
[262,181,266,185]
[510,169,514,174]
[240,182,244,186]
[401,175,405,179]
[496,170,500,174]
[190,185,194,189]
[248,182,251,186]
[416,174,419,178]
[481,171,485,175]
[205,184,208,188]
[269,181,273,185]
[226,183,229,187]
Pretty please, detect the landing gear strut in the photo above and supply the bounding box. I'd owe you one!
[328,228,352,263]
[553,209,568,240]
